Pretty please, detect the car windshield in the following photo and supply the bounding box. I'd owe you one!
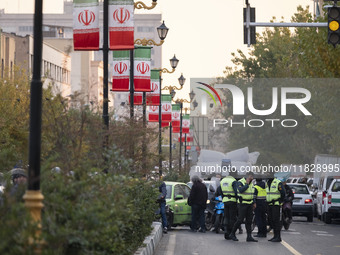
[166,185,172,199]
[332,182,340,192]
[289,184,309,194]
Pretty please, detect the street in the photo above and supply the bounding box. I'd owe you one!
[154,217,340,255]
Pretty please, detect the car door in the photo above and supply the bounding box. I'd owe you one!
[329,180,340,210]
[180,184,192,223]
[172,184,188,224]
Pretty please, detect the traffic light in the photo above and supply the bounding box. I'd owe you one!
[243,7,256,45]
[328,6,340,47]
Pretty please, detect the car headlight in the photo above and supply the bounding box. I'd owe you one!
[207,199,210,204]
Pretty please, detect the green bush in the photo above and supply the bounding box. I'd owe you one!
[0,172,158,255]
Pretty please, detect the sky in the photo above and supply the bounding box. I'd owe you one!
[0,0,314,100]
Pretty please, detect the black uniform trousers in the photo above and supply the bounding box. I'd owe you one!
[267,204,282,238]
[254,202,267,236]
[232,203,253,235]
[224,201,237,235]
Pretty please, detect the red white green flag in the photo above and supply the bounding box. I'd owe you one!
[161,94,172,122]
[162,122,170,128]
[182,114,190,134]
[172,126,180,133]
[148,106,159,122]
[73,0,100,50]
[146,70,160,105]
[178,133,193,143]
[109,0,134,50]
[134,47,151,92]
[171,104,181,127]
[129,92,143,105]
[112,50,130,91]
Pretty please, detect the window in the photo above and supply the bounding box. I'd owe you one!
[166,185,172,199]
[137,26,154,33]
[180,185,191,199]
[332,182,340,192]
[174,185,182,198]
[288,185,309,194]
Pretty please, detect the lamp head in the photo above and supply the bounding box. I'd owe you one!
[157,21,169,40]
[170,54,179,69]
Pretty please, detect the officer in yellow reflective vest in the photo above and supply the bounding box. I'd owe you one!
[266,177,286,242]
[254,178,267,238]
[229,172,258,242]
[216,175,238,240]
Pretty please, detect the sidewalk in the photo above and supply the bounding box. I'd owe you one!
[134,222,163,255]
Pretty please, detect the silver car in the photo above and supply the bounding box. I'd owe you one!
[288,183,314,222]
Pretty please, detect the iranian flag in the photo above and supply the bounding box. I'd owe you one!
[178,134,193,143]
[162,122,169,128]
[171,104,181,127]
[148,106,159,122]
[109,0,134,50]
[182,114,190,134]
[161,94,172,122]
[112,50,130,91]
[172,126,180,133]
[134,47,151,92]
[73,0,100,50]
[146,70,160,105]
[129,92,143,105]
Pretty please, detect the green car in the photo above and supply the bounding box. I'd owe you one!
[165,181,192,229]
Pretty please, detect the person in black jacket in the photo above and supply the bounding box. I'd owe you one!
[158,181,168,233]
[188,175,208,233]
[283,181,294,223]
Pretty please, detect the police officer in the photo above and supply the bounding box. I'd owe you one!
[229,172,257,242]
[266,176,286,242]
[254,178,267,237]
[216,174,238,240]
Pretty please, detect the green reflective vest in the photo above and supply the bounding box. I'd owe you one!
[238,178,254,204]
[254,184,267,201]
[220,176,237,203]
[266,178,282,205]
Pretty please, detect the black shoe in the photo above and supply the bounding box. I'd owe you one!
[189,228,197,233]
[229,234,239,241]
[246,236,258,242]
[163,227,168,234]
[199,229,206,233]
[255,233,266,238]
[224,233,231,240]
[238,229,243,234]
[270,237,282,242]
[268,237,275,241]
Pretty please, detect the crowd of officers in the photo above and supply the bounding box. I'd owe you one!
[215,172,286,242]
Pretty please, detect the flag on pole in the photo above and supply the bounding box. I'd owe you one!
[171,104,181,127]
[172,126,180,133]
[112,50,130,91]
[148,106,159,122]
[161,122,169,128]
[161,94,172,122]
[178,133,193,143]
[146,70,160,105]
[134,47,152,92]
[73,0,100,50]
[129,92,143,105]
[182,114,190,134]
[109,0,134,50]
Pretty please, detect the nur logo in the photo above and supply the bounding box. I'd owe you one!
[196,82,223,106]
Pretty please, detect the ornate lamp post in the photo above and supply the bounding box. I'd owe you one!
[175,90,196,173]
[157,56,179,176]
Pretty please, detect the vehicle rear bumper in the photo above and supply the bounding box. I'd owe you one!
[292,205,313,216]
[328,206,340,214]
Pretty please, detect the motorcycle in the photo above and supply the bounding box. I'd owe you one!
[213,196,225,233]
[281,202,292,230]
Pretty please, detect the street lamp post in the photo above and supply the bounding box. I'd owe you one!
[158,55,179,176]
[24,0,44,252]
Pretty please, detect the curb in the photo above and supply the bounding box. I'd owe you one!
[134,222,163,255]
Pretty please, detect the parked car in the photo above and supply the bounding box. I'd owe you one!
[315,175,340,223]
[288,183,314,222]
[165,181,192,229]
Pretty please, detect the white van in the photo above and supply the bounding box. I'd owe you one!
[316,175,340,223]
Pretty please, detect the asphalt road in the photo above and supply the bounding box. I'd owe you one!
[154,217,340,255]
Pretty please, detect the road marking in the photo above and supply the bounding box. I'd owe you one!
[165,233,176,255]
[282,240,303,255]
[285,232,301,235]
[316,233,334,237]
[311,230,328,233]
